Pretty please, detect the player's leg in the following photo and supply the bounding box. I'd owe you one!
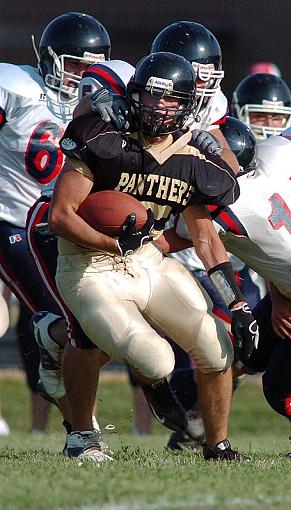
[27,199,105,455]
[0,220,62,431]
[143,255,248,460]
[16,304,50,432]
[0,289,10,436]
[246,293,291,454]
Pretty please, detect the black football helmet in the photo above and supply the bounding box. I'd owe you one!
[127,52,196,136]
[151,21,224,119]
[33,12,111,101]
[220,117,257,175]
[231,73,291,139]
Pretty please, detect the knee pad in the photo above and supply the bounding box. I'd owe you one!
[127,333,175,382]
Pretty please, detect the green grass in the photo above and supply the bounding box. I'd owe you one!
[0,373,291,510]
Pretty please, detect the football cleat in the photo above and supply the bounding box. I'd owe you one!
[203,439,251,461]
[30,311,65,400]
[65,430,113,462]
[141,379,188,433]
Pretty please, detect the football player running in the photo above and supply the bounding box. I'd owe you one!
[0,12,111,433]
[48,51,258,461]
[83,21,256,453]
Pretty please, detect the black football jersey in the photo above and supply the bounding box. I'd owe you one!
[60,114,239,231]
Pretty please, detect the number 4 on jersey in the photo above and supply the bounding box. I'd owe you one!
[268,193,291,234]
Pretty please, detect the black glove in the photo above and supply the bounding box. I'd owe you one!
[231,303,259,363]
[90,87,129,130]
[192,129,221,154]
[116,209,154,256]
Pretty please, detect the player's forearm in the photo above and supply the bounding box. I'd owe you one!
[154,228,193,254]
[193,233,229,271]
[49,206,119,253]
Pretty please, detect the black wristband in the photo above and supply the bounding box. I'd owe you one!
[208,262,245,309]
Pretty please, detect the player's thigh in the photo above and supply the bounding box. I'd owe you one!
[0,221,56,313]
[145,256,233,372]
[56,265,174,380]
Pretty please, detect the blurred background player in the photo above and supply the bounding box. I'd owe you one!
[231,73,291,140]
[247,61,282,77]
[0,11,111,433]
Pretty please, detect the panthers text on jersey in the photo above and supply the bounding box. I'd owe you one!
[176,135,291,299]
[59,114,239,253]
[0,63,77,227]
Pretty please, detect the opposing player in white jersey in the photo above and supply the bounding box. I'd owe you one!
[0,11,111,432]
[27,59,135,459]
[172,127,291,453]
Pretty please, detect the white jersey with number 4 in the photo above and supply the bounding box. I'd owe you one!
[0,63,77,227]
[176,135,291,299]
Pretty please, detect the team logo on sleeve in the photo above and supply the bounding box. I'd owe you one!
[60,138,77,150]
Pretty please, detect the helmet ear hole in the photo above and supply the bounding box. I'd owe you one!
[37,12,111,100]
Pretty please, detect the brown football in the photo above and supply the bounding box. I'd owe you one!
[77,190,148,237]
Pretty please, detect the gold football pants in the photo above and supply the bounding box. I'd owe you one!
[56,243,233,380]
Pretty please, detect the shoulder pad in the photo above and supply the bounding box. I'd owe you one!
[0,63,44,99]
[79,60,135,98]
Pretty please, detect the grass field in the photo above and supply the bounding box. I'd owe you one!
[1,371,291,510]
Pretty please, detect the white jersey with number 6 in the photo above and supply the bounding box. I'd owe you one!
[0,63,76,227]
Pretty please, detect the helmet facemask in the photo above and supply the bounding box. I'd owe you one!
[234,101,291,140]
[192,62,224,120]
[44,47,106,100]
[129,80,195,136]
